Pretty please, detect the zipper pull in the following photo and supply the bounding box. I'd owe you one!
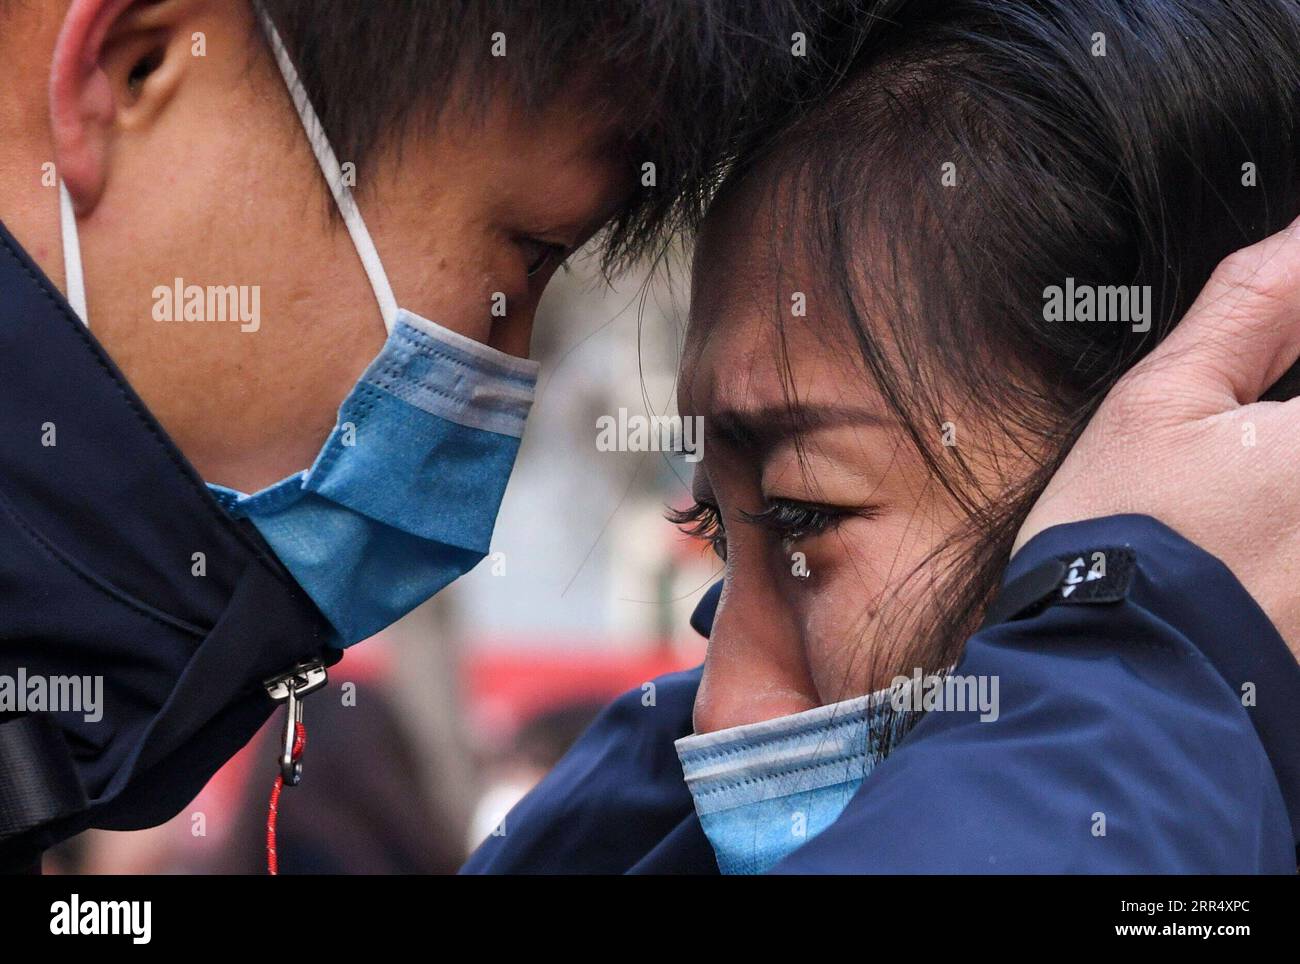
[263,659,328,785]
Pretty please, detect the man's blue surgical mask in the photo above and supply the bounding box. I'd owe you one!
[675,687,908,874]
[57,10,537,647]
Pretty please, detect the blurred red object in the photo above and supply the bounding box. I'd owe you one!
[464,641,698,747]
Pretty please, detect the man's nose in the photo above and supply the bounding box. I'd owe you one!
[691,580,820,734]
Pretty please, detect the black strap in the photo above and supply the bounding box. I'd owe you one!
[0,714,87,841]
[981,546,1137,630]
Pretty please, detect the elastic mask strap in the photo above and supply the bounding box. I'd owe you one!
[59,180,89,326]
[255,4,399,332]
[56,11,399,335]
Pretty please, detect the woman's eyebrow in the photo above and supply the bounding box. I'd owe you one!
[706,404,891,454]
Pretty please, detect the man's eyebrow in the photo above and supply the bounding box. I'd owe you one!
[706,404,892,454]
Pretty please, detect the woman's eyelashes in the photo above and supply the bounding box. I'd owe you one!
[740,498,852,549]
[667,500,727,561]
[669,496,874,559]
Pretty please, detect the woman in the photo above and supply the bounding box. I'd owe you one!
[466,0,1300,874]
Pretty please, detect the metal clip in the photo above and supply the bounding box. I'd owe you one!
[263,659,328,785]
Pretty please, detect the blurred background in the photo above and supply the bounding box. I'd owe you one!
[44,244,719,874]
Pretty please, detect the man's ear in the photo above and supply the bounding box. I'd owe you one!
[50,0,201,214]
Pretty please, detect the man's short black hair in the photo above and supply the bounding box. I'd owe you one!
[255,0,872,270]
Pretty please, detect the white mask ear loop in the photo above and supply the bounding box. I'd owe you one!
[59,181,89,327]
[256,6,399,333]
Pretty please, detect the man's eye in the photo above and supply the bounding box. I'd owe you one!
[666,500,727,561]
[518,238,568,277]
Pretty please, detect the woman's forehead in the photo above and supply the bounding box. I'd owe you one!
[680,283,877,423]
[684,217,880,405]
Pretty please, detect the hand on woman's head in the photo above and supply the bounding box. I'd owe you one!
[1017,216,1300,654]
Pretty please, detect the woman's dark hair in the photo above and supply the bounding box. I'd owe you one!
[708,0,1300,690]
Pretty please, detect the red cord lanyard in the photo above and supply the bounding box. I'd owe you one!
[262,659,328,875]
[267,721,306,875]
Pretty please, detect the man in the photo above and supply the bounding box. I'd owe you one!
[0,0,866,867]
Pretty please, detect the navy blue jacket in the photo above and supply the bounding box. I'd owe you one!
[0,220,337,865]
[464,515,1300,873]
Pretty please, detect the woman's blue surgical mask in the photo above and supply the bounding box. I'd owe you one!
[56,9,537,647]
[675,686,909,874]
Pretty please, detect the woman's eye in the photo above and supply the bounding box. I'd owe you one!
[519,237,568,277]
[666,500,727,561]
[741,498,851,547]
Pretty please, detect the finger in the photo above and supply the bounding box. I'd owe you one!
[1138,214,1300,411]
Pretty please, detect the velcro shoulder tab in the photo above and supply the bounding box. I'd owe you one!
[982,546,1136,629]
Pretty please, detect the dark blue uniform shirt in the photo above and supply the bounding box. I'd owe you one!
[0,220,335,865]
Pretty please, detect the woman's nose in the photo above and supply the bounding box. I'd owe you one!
[691,581,820,734]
